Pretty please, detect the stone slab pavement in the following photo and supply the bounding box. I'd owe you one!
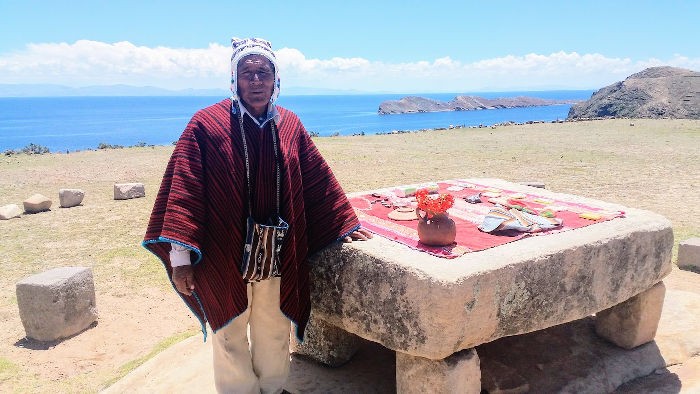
[102,268,700,393]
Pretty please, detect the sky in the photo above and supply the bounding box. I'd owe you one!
[1,0,699,93]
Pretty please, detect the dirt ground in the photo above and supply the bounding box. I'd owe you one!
[0,118,698,392]
[1,147,200,392]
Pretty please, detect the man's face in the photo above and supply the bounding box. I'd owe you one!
[237,54,275,116]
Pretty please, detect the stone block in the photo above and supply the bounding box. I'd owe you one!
[16,267,98,341]
[309,178,673,360]
[23,193,52,213]
[396,348,481,394]
[0,204,22,220]
[678,238,700,271]
[595,281,665,349]
[59,188,85,208]
[290,312,360,367]
[114,183,145,200]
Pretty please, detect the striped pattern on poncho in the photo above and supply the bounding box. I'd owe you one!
[143,99,360,340]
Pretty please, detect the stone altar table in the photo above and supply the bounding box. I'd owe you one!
[295,179,673,393]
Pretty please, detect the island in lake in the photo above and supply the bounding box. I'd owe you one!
[378,95,580,115]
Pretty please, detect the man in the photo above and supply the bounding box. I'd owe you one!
[143,37,371,393]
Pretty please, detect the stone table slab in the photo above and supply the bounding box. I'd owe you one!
[308,178,673,360]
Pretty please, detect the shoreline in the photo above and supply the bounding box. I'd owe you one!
[1,117,662,155]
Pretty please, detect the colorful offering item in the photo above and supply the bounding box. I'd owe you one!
[533,198,553,205]
[540,210,556,218]
[350,180,625,258]
[478,206,563,233]
[579,212,602,220]
[394,182,439,197]
[388,207,418,221]
[415,188,455,217]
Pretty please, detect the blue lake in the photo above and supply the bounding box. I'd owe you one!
[0,90,593,152]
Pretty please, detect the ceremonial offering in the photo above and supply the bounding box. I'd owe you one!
[415,188,456,246]
[349,180,625,258]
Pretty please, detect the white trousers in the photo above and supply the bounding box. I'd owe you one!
[212,277,291,394]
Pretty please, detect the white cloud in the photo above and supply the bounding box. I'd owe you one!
[0,40,698,92]
[0,40,231,89]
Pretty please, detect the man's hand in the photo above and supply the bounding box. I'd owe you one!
[343,228,373,243]
[172,265,195,296]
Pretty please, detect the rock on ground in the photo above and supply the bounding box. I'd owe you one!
[678,238,700,271]
[23,193,52,213]
[16,267,98,342]
[113,183,145,200]
[0,203,22,219]
[59,188,85,208]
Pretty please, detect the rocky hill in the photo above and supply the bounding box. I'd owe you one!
[568,66,700,120]
[378,95,576,115]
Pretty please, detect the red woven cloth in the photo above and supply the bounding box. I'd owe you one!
[350,181,624,258]
[143,99,359,340]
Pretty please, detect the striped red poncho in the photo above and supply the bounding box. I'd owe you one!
[143,99,360,340]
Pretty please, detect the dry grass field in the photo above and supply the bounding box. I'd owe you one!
[0,118,698,392]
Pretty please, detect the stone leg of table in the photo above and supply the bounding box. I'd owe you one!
[595,281,666,349]
[290,312,361,367]
[396,348,481,394]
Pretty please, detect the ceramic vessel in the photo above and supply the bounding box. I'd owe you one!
[416,209,456,246]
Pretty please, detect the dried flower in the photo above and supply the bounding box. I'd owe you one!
[415,188,454,217]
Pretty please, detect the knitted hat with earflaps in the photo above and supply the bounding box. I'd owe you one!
[230,37,280,104]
